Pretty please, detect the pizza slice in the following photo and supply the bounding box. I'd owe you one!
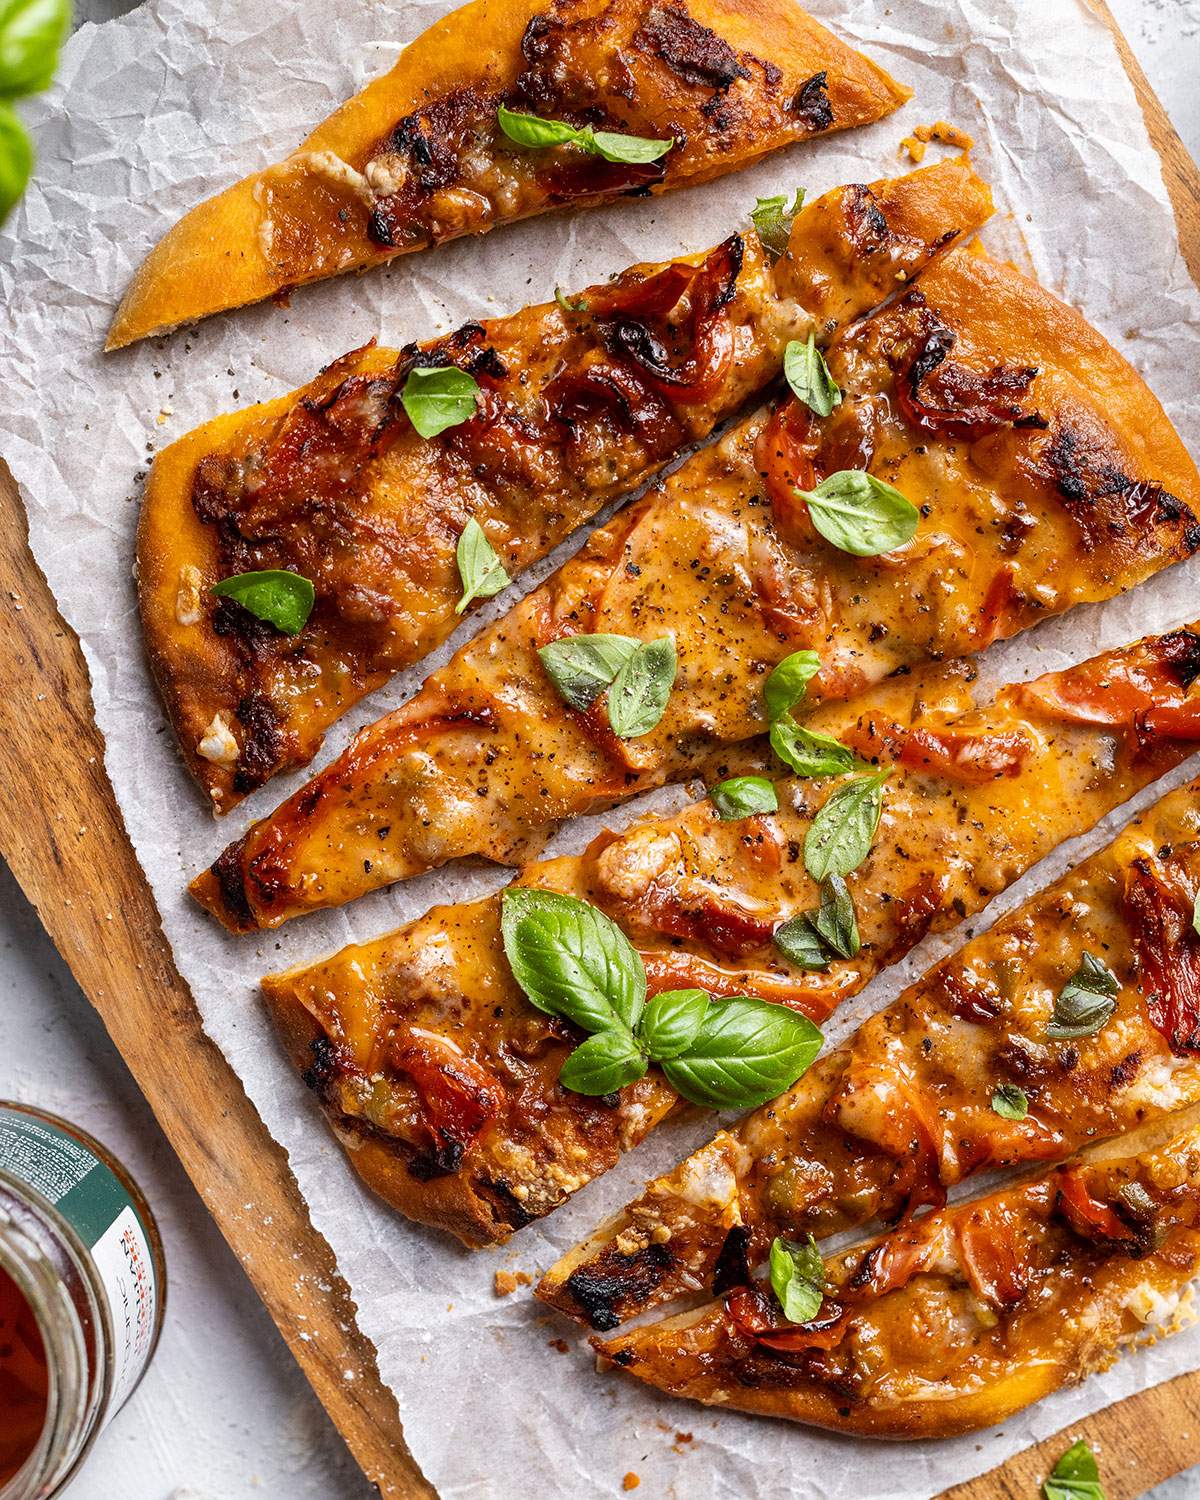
[594,1109,1200,1437]
[195,246,1200,929]
[106,0,910,349]
[260,628,1200,1246]
[139,158,990,811]
[540,770,1200,1328]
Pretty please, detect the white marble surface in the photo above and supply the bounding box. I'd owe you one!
[1,1,1197,1496]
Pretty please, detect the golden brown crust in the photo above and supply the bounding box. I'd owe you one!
[107,0,909,348]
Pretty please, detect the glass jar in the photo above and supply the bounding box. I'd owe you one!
[0,1103,166,1498]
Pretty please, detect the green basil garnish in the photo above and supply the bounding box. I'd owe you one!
[0,0,69,98]
[803,772,887,882]
[784,332,842,420]
[1043,1439,1107,1500]
[1046,952,1120,1040]
[501,890,822,1106]
[638,988,711,1061]
[454,517,511,615]
[1193,890,1200,937]
[769,1234,825,1324]
[400,365,480,438]
[537,634,639,711]
[660,995,822,1110]
[769,717,859,778]
[0,100,31,222]
[211,569,315,635]
[709,775,778,820]
[501,888,645,1036]
[763,649,821,721]
[555,286,588,314]
[773,875,859,971]
[497,104,673,165]
[797,470,920,557]
[990,1083,1028,1120]
[772,912,832,971]
[607,636,676,739]
[750,188,805,258]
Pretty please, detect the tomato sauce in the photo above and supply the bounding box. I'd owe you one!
[0,1263,48,1486]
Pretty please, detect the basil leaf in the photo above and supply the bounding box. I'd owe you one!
[607,636,676,739]
[1193,890,1200,937]
[0,0,69,99]
[803,772,887,882]
[501,888,646,1035]
[750,188,805,258]
[709,775,778,820]
[211,569,315,635]
[991,1082,1028,1120]
[772,913,831,971]
[454,517,511,615]
[769,716,858,778]
[497,104,673,165]
[797,470,920,557]
[1046,952,1120,1040]
[558,1029,647,1096]
[763,649,821,721]
[538,633,639,711]
[811,874,860,959]
[400,364,480,438]
[639,988,711,1062]
[555,286,588,314]
[661,996,823,1110]
[1043,1439,1107,1500]
[769,1234,825,1324]
[0,98,30,223]
[783,332,842,420]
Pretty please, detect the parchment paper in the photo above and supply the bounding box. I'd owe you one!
[3,0,1200,1493]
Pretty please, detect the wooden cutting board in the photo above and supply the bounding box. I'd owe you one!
[0,3,1195,1496]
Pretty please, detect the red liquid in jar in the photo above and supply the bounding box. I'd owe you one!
[0,1264,47,1484]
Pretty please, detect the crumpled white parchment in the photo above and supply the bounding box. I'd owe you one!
[2,0,1200,1494]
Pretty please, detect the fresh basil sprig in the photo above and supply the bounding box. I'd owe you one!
[500,890,822,1108]
[750,188,805,258]
[773,874,860,971]
[497,104,673,165]
[770,718,860,778]
[709,775,778,820]
[1042,1439,1107,1500]
[763,650,820,721]
[1046,952,1120,1040]
[401,365,480,438]
[784,332,842,419]
[769,1234,825,1324]
[0,0,70,223]
[539,632,675,739]
[797,470,920,557]
[991,1083,1028,1120]
[803,772,887,882]
[211,569,315,635]
[454,518,511,614]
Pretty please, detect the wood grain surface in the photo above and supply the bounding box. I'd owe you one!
[0,4,1195,1498]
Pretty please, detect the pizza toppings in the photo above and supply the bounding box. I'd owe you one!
[1125,855,1200,1054]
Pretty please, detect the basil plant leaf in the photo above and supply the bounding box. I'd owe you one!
[991,1083,1028,1120]
[772,913,830,972]
[538,633,639,711]
[803,771,888,882]
[555,286,588,314]
[454,517,511,614]
[709,775,778,821]
[558,1029,647,1096]
[783,332,842,420]
[497,104,673,164]
[770,716,859,778]
[401,364,480,438]
[798,470,920,557]
[211,569,315,635]
[1043,1439,1107,1500]
[763,649,821,721]
[0,0,69,99]
[750,188,805,258]
[496,104,581,149]
[811,874,860,959]
[607,636,676,739]
[639,988,711,1062]
[1046,951,1120,1040]
[769,1234,825,1325]
[0,98,31,223]
[501,888,646,1035]
[661,995,823,1110]
[589,127,674,164]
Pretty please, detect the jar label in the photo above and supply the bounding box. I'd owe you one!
[0,1108,160,1423]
